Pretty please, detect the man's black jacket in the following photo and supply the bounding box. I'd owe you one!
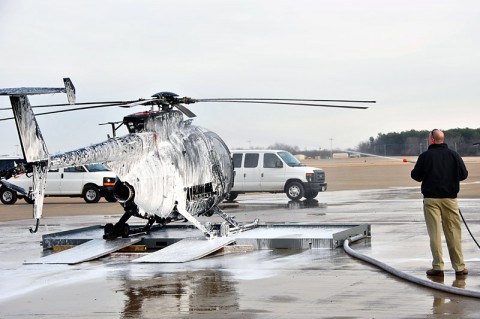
[411,143,468,198]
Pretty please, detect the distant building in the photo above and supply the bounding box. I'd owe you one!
[294,154,306,160]
[332,153,349,159]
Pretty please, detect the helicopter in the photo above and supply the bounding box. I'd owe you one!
[0,78,374,240]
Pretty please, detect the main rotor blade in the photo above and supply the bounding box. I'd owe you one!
[0,98,157,112]
[118,98,157,108]
[0,102,129,121]
[194,98,376,104]
[0,100,145,111]
[193,100,369,109]
[33,101,131,108]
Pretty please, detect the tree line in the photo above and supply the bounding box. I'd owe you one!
[357,128,480,156]
[244,129,480,158]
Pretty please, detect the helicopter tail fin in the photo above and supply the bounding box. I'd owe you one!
[10,94,49,226]
[10,95,49,162]
[1,78,75,229]
[8,94,49,227]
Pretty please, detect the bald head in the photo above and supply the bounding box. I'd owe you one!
[430,129,444,145]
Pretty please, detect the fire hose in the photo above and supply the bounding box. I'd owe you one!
[344,235,480,299]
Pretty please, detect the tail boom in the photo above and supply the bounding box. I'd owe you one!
[0,78,75,229]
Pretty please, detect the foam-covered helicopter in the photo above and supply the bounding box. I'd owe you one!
[0,78,373,239]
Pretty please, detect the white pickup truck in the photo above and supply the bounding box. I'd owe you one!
[226,150,327,201]
[0,162,117,205]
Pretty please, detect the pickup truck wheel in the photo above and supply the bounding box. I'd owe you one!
[224,192,238,202]
[286,182,304,201]
[305,191,319,200]
[83,186,101,203]
[0,188,17,205]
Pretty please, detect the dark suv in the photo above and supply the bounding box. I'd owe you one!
[0,157,27,179]
[0,157,28,204]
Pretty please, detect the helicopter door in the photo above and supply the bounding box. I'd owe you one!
[241,153,262,191]
[260,153,285,191]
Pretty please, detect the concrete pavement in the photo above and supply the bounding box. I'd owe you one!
[1,189,480,318]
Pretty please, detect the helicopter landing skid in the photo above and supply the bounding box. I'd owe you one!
[102,204,157,240]
[212,206,259,236]
[177,206,259,239]
[177,207,216,238]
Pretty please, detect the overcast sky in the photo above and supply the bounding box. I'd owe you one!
[1,0,479,156]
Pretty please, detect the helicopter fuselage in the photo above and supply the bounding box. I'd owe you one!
[49,110,234,220]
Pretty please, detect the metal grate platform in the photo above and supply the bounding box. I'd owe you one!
[41,223,371,251]
[34,223,370,264]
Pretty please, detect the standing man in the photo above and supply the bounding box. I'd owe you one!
[411,129,469,277]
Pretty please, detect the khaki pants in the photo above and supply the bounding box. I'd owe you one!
[423,198,465,272]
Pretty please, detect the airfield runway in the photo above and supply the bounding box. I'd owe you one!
[1,157,480,318]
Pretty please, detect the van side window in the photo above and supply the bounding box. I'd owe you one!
[244,153,259,168]
[48,168,59,173]
[232,154,243,168]
[64,166,86,173]
[264,153,283,168]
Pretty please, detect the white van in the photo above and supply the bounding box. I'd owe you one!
[0,163,117,205]
[226,150,327,201]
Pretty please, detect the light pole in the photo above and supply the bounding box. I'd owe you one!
[329,138,333,159]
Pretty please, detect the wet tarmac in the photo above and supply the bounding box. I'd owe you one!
[1,188,480,318]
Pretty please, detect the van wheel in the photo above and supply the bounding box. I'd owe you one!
[305,191,319,200]
[286,182,304,201]
[0,188,17,205]
[83,186,101,203]
[224,192,238,202]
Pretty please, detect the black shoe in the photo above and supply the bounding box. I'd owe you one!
[426,269,444,276]
[455,268,468,276]
[427,276,444,284]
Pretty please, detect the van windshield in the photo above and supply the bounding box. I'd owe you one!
[85,163,110,172]
[277,151,304,167]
